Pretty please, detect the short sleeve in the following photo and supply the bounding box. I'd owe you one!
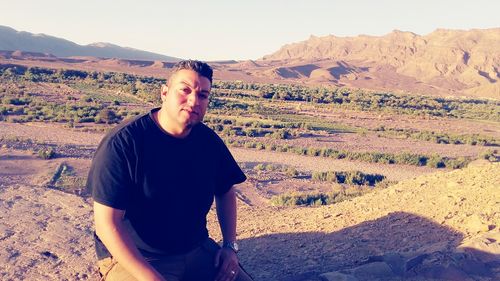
[214,140,247,196]
[88,136,134,210]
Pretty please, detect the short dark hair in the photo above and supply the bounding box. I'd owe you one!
[169,60,213,84]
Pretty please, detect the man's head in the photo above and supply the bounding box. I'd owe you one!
[158,60,213,137]
[168,60,213,85]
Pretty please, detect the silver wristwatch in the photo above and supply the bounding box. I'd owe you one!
[223,241,239,253]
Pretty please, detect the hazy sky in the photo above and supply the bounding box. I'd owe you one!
[2,0,499,61]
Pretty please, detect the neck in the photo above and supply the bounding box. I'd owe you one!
[153,109,191,138]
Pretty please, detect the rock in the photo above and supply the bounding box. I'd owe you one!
[0,224,14,240]
[419,265,469,280]
[457,232,500,263]
[405,253,429,271]
[319,271,358,281]
[378,253,406,275]
[463,214,489,234]
[352,262,396,280]
[405,249,495,280]
[362,253,406,276]
[458,258,492,276]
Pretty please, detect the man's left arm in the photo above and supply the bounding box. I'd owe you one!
[214,186,239,281]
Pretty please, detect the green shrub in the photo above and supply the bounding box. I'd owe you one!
[311,170,385,186]
[270,189,367,207]
[210,124,224,132]
[38,147,56,159]
[270,129,292,139]
[285,167,299,177]
[375,180,398,189]
[270,193,328,207]
[266,144,277,151]
[394,153,427,166]
[427,154,446,168]
[255,142,265,150]
[480,149,499,162]
[242,128,257,137]
[443,157,470,169]
[254,164,266,171]
[96,108,120,124]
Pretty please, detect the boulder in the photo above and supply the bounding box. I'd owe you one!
[319,271,358,281]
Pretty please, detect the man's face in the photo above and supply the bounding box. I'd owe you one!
[161,69,211,131]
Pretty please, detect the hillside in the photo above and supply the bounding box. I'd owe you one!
[260,28,500,98]
[0,25,180,61]
[218,160,499,280]
[1,27,499,98]
[0,139,498,280]
[0,22,499,281]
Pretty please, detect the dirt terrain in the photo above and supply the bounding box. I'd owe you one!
[0,24,499,281]
[2,27,499,99]
[0,122,499,280]
[296,107,500,139]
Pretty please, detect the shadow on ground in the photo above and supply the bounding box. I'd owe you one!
[239,211,498,281]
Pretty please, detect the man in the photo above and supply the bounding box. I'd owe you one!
[87,60,253,281]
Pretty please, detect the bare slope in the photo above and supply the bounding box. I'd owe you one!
[0,25,180,61]
[2,147,495,280]
[209,161,500,280]
[2,27,499,98]
[261,28,500,98]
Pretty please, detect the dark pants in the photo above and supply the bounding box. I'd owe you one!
[98,238,253,281]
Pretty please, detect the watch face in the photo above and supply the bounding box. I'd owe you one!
[232,242,239,252]
[224,241,239,252]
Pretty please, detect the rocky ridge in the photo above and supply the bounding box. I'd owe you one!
[261,28,500,98]
[213,160,500,280]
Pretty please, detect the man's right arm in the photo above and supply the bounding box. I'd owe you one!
[94,201,166,281]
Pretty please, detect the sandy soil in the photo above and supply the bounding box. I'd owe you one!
[209,161,500,280]
[1,146,498,281]
[1,122,440,183]
[236,131,488,159]
[231,147,437,182]
[298,106,500,139]
[0,122,103,146]
[0,123,498,280]
[0,148,96,280]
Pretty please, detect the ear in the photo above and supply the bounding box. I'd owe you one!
[160,85,168,101]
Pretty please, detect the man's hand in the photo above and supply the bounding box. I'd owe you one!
[214,247,239,281]
[94,202,166,281]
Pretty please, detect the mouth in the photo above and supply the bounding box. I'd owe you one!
[182,108,199,116]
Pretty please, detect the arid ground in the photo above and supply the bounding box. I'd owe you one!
[0,58,499,280]
[1,119,499,280]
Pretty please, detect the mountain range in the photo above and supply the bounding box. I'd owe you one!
[0,25,498,99]
[259,28,499,98]
[0,25,179,61]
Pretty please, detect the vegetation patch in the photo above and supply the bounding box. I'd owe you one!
[253,163,300,178]
[224,138,472,168]
[37,147,56,160]
[270,188,368,207]
[311,170,385,186]
[213,81,500,122]
[374,126,500,146]
[47,163,89,196]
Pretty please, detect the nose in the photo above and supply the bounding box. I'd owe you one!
[187,91,200,106]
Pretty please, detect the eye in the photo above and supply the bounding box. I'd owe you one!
[179,87,191,94]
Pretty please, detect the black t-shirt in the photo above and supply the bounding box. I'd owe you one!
[87,108,246,258]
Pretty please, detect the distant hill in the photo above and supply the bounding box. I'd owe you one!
[0,25,498,98]
[0,25,180,61]
[260,28,500,98]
